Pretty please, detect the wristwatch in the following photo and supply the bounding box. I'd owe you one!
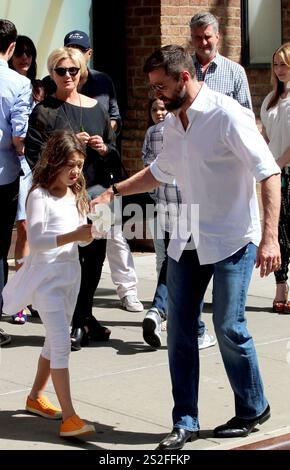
[111,184,121,196]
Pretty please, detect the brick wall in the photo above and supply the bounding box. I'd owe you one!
[122,0,290,175]
[122,0,161,174]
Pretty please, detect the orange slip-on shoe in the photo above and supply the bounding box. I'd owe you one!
[26,395,62,420]
[60,414,95,437]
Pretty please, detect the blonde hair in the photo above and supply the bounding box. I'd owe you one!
[267,42,290,110]
[47,46,87,79]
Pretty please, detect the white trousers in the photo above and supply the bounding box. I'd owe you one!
[107,225,138,299]
[41,308,72,369]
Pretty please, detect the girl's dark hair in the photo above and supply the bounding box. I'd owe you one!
[29,130,88,214]
[9,35,37,80]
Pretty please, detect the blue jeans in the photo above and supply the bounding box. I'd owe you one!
[151,231,206,337]
[167,243,268,431]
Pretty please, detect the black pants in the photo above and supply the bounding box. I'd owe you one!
[72,238,107,328]
[0,177,19,317]
[275,168,290,283]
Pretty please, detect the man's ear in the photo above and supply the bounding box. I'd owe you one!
[7,41,16,60]
[181,70,191,82]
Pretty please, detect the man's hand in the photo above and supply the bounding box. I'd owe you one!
[90,187,114,211]
[256,240,281,277]
[12,136,25,155]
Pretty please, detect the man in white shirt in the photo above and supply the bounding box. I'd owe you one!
[91,45,281,450]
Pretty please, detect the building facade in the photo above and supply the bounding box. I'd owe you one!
[1,0,289,175]
[93,0,290,174]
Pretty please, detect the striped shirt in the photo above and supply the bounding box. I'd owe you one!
[193,52,252,109]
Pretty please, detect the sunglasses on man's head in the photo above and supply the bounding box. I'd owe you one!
[54,67,80,77]
[14,49,33,58]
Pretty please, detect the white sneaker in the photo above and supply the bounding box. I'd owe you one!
[121,295,144,312]
[142,308,162,348]
[198,331,217,350]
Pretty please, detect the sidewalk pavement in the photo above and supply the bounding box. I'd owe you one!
[1,252,290,451]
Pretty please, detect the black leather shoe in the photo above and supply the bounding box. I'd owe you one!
[214,404,270,438]
[156,427,198,450]
[70,328,89,351]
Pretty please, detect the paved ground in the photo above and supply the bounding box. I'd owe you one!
[1,252,290,454]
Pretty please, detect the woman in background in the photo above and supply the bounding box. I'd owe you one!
[261,42,290,313]
[8,35,44,323]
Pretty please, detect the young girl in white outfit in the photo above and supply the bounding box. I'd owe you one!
[3,130,95,437]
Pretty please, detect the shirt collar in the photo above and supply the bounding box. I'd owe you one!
[193,51,221,69]
[0,58,8,67]
[169,82,209,128]
[186,82,209,117]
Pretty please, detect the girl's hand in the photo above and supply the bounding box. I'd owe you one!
[75,224,93,242]
[76,132,91,146]
[88,135,108,156]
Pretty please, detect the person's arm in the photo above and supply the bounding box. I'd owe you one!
[90,166,159,209]
[276,146,290,169]
[234,67,252,110]
[25,103,49,169]
[12,136,25,155]
[256,174,281,277]
[261,125,269,144]
[87,104,118,159]
[11,79,32,154]
[56,225,92,246]
[26,189,92,251]
[106,75,122,135]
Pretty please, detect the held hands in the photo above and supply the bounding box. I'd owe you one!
[75,224,94,243]
[256,240,281,277]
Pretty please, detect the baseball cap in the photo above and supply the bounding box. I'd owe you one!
[64,30,91,49]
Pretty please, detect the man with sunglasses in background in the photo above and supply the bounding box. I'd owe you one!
[0,19,32,346]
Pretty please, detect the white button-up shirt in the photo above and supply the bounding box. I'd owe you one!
[150,84,280,264]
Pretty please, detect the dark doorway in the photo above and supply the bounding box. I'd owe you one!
[91,0,127,120]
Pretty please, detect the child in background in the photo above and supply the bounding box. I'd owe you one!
[3,130,95,437]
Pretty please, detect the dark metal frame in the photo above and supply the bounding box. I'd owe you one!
[241,0,282,68]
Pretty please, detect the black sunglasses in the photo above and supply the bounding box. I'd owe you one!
[14,49,33,58]
[54,67,80,77]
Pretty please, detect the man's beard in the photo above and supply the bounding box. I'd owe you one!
[161,88,187,111]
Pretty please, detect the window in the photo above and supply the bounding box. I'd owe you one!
[242,0,282,67]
